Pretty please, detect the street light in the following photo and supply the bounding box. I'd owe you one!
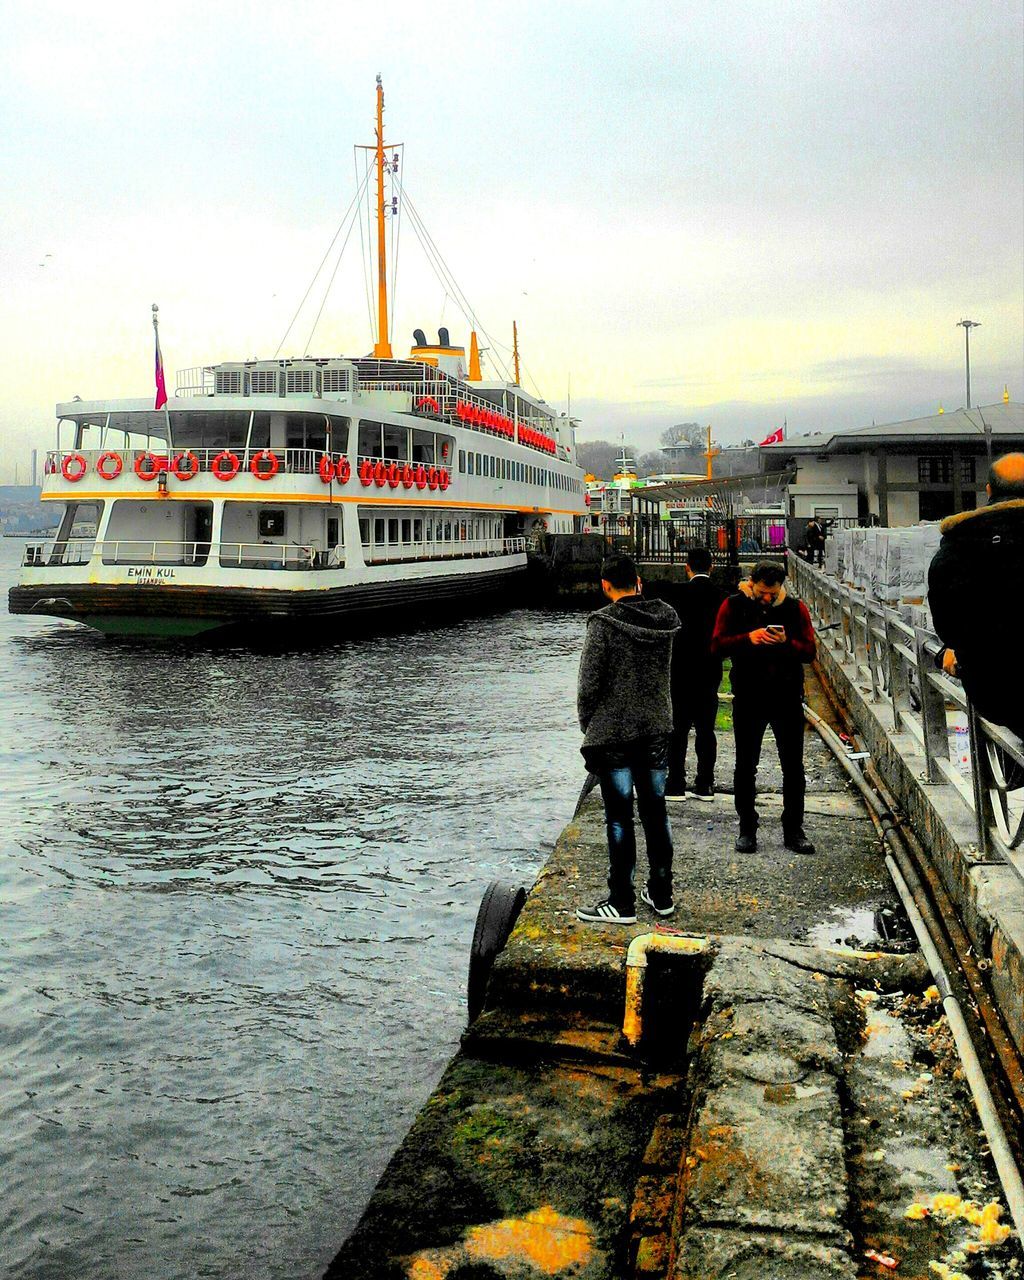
[956,319,980,409]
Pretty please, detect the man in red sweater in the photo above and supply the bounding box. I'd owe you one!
[710,562,817,854]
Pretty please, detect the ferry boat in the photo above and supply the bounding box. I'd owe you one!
[9,82,586,638]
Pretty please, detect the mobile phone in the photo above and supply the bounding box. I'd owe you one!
[768,623,785,636]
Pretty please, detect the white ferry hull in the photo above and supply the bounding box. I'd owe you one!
[9,556,527,638]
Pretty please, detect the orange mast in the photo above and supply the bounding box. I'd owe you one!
[373,75,393,358]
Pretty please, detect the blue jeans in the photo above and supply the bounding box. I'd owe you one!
[596,744,674,911]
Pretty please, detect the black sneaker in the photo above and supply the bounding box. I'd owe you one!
[690,782,714,801]
[735,832,757,853]
[640,887,675,917]
[784,831,816,855]
[575,899,637,924]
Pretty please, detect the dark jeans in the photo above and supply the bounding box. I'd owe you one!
[733,696,806,835]
[669,672,722,791]
[594,740,674,911]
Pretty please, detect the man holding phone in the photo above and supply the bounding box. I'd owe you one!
[711,562,817,854]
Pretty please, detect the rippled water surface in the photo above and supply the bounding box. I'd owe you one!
[0,539,586,1279]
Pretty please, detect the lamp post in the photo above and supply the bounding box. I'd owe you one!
[957,319,980,409]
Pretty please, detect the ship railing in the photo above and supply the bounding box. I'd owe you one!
[41,447,349,479]
[22,539,96,567]
[363,535,526,565]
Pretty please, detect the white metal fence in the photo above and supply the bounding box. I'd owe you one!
[790,553,1024,880]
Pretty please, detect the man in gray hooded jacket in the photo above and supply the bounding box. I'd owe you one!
[576,554,681,924]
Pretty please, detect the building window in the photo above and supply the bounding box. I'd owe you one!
[918,455,977,485]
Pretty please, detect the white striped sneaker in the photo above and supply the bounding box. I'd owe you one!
[575,899,637,925]
[640,887,675,917]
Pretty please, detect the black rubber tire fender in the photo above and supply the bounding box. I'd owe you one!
[467,881,527,1024]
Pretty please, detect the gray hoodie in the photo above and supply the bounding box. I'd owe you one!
[577,596,681,750]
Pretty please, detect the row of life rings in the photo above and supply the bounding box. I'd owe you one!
[357,460,451,491]
[318,456,352,484]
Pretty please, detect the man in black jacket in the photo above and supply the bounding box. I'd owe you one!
[667,547,724,799]
[928,453,1024,740]
[711,562,817,854]
[576,555,681,923]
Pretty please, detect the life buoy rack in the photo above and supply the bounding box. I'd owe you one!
[358,459,374,487]
[96,451,123,480]
[414,465,428,490]
[212,450,241,481]
[134,452,163,482]
[172,451,200,481]
[61,453,88,482]
[251,449,279,481]
[336,457,351,485]
[318,455,335,484]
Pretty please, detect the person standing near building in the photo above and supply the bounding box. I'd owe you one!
[710,562,817,854]
[927,452,1024,742]
[576,555,681,923]
[667,547,724,799]
[805,517,826,566]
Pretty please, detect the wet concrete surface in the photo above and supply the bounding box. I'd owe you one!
[328,666,1022,1278]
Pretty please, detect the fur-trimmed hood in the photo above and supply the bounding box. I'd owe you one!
[940,497,1024,535]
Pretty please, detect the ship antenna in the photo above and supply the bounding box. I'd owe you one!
[373,75,393,358]
[512,320,521,385]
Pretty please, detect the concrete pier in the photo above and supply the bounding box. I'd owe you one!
[326,664,1020,1279]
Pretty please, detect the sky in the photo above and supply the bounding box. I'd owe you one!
[1,0,1022,481]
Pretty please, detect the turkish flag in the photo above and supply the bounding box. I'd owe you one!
[758,426,784,446]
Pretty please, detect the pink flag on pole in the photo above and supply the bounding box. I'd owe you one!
[758,425,784,446]
[153,313,168,409]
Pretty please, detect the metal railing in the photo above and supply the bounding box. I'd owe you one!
[789,553,1024,879]
[363,535,526,564]
[42,448,348,479]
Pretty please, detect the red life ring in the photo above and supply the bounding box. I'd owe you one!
[212,450,241,481]
[427,466,439,491]
[251,449,279,481]
[414,464,428,490]
[401,464,414,489]
[358,459,374,486]
[96,451,123,480]
[438,468,451,491]
[172,451,200,481]
[318,455,335,484]
[61,453,88,482]
[134,451,163,482]
[386,463,401,489]
[373,461,387,488]
[336,457,351,485]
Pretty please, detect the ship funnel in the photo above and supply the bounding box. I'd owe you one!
[413,328,427,346]
[438,327,451,347]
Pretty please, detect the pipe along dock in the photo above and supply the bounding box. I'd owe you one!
[327,663,1023,1280]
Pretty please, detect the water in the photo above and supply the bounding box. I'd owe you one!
[0,539,587,1279]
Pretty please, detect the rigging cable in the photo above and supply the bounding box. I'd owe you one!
[303,172,372,355]
[274,164,372,358]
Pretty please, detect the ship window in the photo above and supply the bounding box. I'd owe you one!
[388,519,399,543]
[467,454,475,475]
[383,424,407,461]
[413,519,423,542]
[458,449,466,472]
[285,413,327,452]
[438,435,452,461]
[425,520,433,541]
[258,510,285,538]
[326,518,340,550]
[358,421,383,458]
[166,410,249,449]
[249,413,271,449]
[400,519,411,544]
[374,518,385,544]
[359,518,370,545]
[412,429,435,464]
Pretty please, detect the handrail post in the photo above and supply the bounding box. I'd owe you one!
[883,613,907,732]
[915,627,950,782]
[967,704,994,856]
